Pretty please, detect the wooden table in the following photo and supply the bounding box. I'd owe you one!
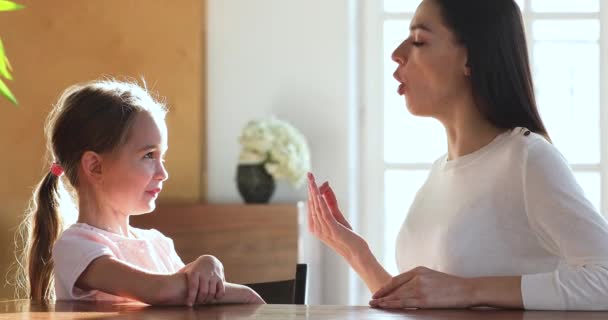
[1,300,606,319]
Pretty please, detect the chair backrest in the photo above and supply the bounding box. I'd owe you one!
[245,264,307,304]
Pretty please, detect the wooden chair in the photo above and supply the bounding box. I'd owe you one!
[245,264,307,304]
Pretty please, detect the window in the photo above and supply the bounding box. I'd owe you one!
[362,0,604,277]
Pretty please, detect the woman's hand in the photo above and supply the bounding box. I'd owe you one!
[180,255,226,306]
[369,266,475,309]
[307,172,365,259]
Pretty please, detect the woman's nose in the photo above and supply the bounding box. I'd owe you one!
[392,40,408,64]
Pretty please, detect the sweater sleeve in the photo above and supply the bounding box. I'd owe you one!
[521,137,608,310]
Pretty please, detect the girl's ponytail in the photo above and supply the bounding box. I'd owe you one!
[18,170,63,301]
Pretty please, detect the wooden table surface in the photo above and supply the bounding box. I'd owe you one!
[1,300,607,319]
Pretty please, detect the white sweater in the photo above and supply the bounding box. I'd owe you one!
[395,127,608,310]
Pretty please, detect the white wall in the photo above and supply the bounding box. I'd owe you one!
[207,0,363,305]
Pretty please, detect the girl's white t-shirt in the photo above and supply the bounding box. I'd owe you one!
[52,223,185,301]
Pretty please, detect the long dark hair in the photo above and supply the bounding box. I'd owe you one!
[434,0,550,139]
[15,80,166,301]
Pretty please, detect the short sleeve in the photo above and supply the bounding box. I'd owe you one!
[52,232,114,300]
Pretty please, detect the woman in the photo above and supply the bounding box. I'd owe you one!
[307,0,608,310]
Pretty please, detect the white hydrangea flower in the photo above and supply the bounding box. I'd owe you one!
[238,117,311,188]
[238,149,267,164]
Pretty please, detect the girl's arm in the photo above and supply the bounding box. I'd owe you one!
[76,255,187,305]
[77,256,263,305]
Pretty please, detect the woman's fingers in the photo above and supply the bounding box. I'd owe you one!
[373,280,401,299]
[306,179,315,233]
[309,174,328,235]
[320,182,336,207]
[372,296,422,309]
[308,173,352,241]
[319,181,330,197]
[373,269,418,299]
[307,196,315,233]
[320,184,352,230]
[369,294,401,306]
[319,194,339,228]
[371,288,409,305]
[370,284,420,309]
[186,272,200,307]
[307,175,321,234]
[374,299,405,309]
[322,184,352,230]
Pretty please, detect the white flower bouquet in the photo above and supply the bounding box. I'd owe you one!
[238,117,311,187]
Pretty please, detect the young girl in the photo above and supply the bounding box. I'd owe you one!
[18,80,264,306]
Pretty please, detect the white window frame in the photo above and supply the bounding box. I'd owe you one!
[359,0,608,303]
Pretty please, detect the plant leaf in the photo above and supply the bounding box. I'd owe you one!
[0,77,17,105]
[0,0,24,11]
[0,38,12,80]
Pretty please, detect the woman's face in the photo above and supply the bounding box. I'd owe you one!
[391,0,470,118]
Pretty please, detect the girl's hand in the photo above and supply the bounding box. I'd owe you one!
[369,266,474,309]
[211,283,266,304]
[307,172,366,259]
[180,255,226,306]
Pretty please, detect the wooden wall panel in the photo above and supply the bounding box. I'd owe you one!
[0,0,207,299]
[131,204,299,284]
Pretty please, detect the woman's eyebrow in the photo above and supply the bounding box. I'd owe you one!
[410,23,433,33]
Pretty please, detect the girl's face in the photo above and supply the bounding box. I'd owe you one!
[100,112,169,215]
[391,0,470,119]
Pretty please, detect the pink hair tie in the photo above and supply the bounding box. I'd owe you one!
[50,162,64,177]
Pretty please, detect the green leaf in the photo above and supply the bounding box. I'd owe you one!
[0,77,17,105]
[0,1,24,11]
[0,38,13,80]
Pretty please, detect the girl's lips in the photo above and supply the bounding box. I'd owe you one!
[146,188,161,197]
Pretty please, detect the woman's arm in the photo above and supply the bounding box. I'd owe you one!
[520,138,608,310]
[346,241,392,293]
[370,267,523,309]
[470,276,522,308]
[307,174,392,292]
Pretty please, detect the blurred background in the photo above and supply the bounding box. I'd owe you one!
[0,0,605,306]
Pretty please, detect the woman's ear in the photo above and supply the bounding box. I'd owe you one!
[464,61,471,77]
[80,151,104,185]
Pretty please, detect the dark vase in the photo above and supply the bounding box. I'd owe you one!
[236,164,276,204]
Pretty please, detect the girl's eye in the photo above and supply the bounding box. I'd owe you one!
[144,152,154,159]
[412,41,424,47]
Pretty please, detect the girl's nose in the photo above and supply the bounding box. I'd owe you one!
[156,161,169,181]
